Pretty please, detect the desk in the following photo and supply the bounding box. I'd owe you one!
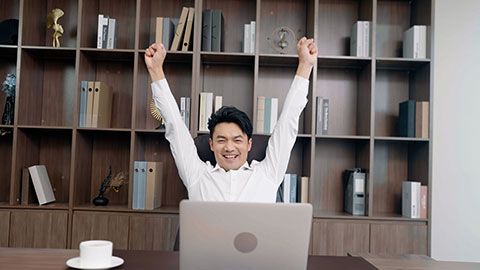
[0,248,376,270]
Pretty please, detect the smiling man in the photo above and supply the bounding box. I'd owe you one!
[145,37,317,202]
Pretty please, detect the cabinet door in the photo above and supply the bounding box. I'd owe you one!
[128,214,179,251]
[370,222,427,255]
[0,210,10,247]
[71,211,129,249]
[311,219,370,256]
[9,210,68,248]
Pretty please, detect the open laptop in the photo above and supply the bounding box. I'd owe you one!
[179,200,312,270]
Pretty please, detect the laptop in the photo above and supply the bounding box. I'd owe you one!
[179,200,313,270]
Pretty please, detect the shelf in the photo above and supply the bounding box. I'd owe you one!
[315,135,370,140]
[1,203,70,210]
[80,48,135,61]
[374,136,429,142]
[376,57,430,70]
[0,45,17,56]
[21,46,76,59]
[313,210,428,223]
[201,52,254,66]
[73,204,179,214]
[18,125,73,130]
[259,54,299,67]
[76,127,131,133]
[317,56,371,69]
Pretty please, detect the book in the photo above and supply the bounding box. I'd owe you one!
[180,97,187,126]
[182,7,195,51]
[154,17,163,44]
[243,23,250,53]
[106,18,117,49]
[416,101,429,138]
[269,98,278,133]
[199,92,207,131]
[145,162,164,210]
[28,165,56,205]
[402,181,421,218]
[202,9,213,51]
[398,100,416,137]
[97,14,108,48]
[299,176,309,203]
[102,15,109,48]
[316,97,329,135]
[250,21,255,53]
[162,18,174,49]
[420,185,428,219]
[214,95,222,113]
[256,96,265,133]
[363,21,370,56]
[92,81,113,128]
[282,174,291,203]
[86,81,95,127]
[205,92,214,128]
[79,81,88,127]
[133,161,147,210]
[264,98,271,134]
[290,174,297,203]
[211,10,223,52]
[403,25,427,59]
[322,99,329,135]
[21,167,36,205]
[344,169,366,216]
[350,21,363,57]
[170,7,189,51]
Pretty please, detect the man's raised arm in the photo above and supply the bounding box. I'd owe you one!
[145,43,204,188]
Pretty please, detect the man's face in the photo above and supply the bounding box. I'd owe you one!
[209,122,252,171]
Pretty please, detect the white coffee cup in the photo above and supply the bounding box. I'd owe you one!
[79,240,113,268]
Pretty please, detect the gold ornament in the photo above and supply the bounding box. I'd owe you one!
[46,8,65,47]
[150,99,165,130]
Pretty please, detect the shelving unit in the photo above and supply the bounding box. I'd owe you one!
[0,0,432,256]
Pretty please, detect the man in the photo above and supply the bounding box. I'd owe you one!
[144,37,317,202]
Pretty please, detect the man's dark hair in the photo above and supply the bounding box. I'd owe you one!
[208,106,253,139]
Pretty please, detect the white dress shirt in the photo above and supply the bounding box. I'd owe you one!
[151,75,309,202]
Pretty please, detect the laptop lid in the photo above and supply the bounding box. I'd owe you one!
[179,200,313,270]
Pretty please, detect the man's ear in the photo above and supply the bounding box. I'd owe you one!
[209,138,214,152]
[247,138,252,152]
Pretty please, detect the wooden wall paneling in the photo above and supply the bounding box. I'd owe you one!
[201,63,254,122]
[374,69,409,137]
[257,66,306,134]
[0,133,13,203]
[372,140,408,216]
[71,211,129,249]
[134,55,150,129]
[97,0,137,49]
[259,0,307,55]
[9,210,68,248]
[0,0,19,21]
[73,130,93,206]
[411,0,431,27]
[79,0,100,48]
[13,129,40,205]
[202,0,256,53]
[128,214,179,251]
[17,49,44,125]
[286,137,310,178]
[358,63,372,136]
[375,0,411,57]
[311,219,370,256]
[133,132,187,207]
[370,221,428,255]
[90,131,130,207]
[94,56,134,129]
[0,210,10,247]
[313,139,369,214]
[409,64,430,102]
[408,142,429,186]
[20,0,46,46]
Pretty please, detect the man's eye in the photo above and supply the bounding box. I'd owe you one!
[217,140,225,143]
[235,140,242,143]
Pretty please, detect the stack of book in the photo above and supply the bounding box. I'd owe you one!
[256,96,278,134]
[316,97,329,135]
[243,21,256,53]
[22,165,56,205]
[398,100,429,138]
[97,14,118,49]
[132,161,164,210]
[202,9,223,52]
[279,174,309,203]
[179,97,191,129]
[198,93,222,131]
[403,25,428,59]
[350,21,370,57]
[402,181,428,219]
[79,81,113,128]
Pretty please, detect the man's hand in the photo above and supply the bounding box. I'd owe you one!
[296,37,318,79]
[144,43,166,82]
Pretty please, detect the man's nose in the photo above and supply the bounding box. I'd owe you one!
[224,140,235,151]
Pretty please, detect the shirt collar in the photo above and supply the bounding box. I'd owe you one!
[211,161,253,172]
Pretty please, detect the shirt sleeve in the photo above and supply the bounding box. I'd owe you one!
[259,75,309,186]
[151,79,205,189]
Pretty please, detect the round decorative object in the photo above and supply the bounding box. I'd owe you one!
[150,99,165,130]
[267,26,297,54]
[92,195,109,206]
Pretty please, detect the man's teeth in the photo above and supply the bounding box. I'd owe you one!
[224,155,237,159]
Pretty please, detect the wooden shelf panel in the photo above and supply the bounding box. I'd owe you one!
[0,0,20,23]
[259,54,298,67]
[201,52,254,66]
[15,128,72,204]
[80,48,135,61]
[374,66,430,137]
[315,135,370,140]
[0,45,17,57]
[376,57,430,70]
[22,0,78,47]
[376,0,431,58]
[18,48,76,127]
[138,0,195,50]
[73,205,180,214]
[73,130,131,207]
[313,210,427,223]
[317,56,371,69]
[372,140,429,215]
[133,132,188,207]
[2,203,70,210]
[0,131,13,203]
[312,139,370,213]
[375,136,429,142]
[80,0,136,49]
[316,63,371,136]
[78,50,134,129]
[317,0,373,56]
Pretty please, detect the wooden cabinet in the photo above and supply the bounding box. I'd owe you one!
[370,222,428,255]
[0,210,10,247]
[0,0,433,254]
[9,210,68,248]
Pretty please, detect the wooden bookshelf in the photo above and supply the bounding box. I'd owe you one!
[0,0,432,256]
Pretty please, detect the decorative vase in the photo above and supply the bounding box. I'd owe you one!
[92,194,109,206]
[1,95,14,125]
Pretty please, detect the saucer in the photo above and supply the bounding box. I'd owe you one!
[66,256,124,269]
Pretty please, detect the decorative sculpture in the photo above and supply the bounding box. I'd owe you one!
[150,99,165,130]
[268,26,297,54]
[1,73,15,126]
[46,8,64,47]
[92,166,128,206]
